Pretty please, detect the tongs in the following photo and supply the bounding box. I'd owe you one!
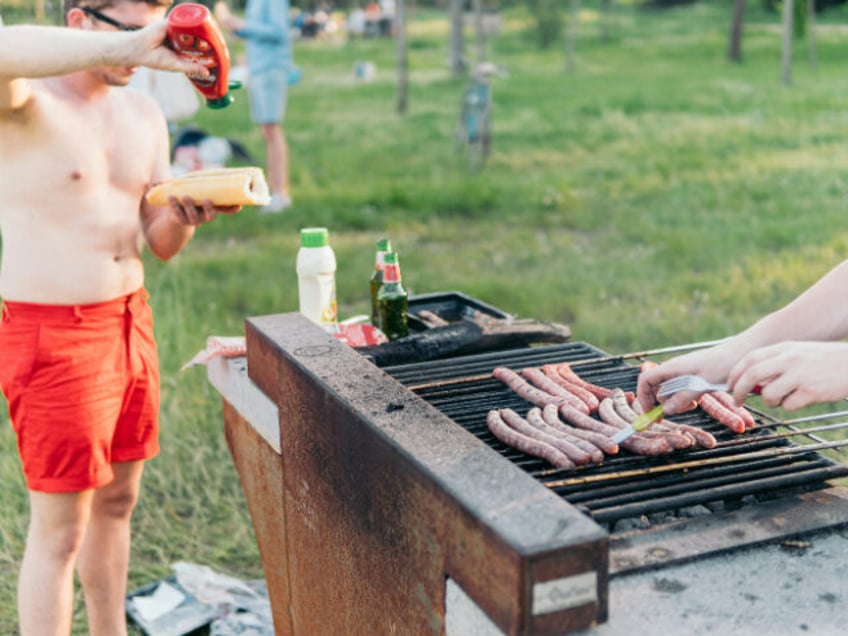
[612,375,760,444]
[611,404,664,444]
[657,375,729,399]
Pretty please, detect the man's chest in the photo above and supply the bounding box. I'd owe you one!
[0,91,159,200]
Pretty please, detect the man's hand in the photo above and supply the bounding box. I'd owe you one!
[636,344,735,415]
[168,196,241,226]
[130,20,209,77]
[727,341,848,410]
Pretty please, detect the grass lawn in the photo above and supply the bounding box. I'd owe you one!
[4,1,848,632]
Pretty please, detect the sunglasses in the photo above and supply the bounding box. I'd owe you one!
[81,6,142,32]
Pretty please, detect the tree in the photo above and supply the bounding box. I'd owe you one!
[565,0,579,72]
[396,0,408,113]
[529,0,563,50]
[727,0,745,62]
[449,0,465,76]
[781,0,793,85]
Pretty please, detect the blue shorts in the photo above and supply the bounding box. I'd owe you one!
[249,69,289,124]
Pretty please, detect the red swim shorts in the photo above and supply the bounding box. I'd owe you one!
[0,289,160,493]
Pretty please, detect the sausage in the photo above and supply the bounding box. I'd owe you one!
[710,390,757,430]
[541,365,600,412]
[596,398,672,455]
[521,367,591,414]
[645,424,694,450]
[492,367,569,410]
[699,393,746,434]
[555,363,616,400]
[527,407,604,464]
[487,410,575,469]
[657,421,717,449]
[541,404,619,455]
[608,389,693,449]
[610,387,639,422]
[597,397,629,430]
[500,408,592,465]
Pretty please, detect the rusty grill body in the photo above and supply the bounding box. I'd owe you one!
[222,313,848,635]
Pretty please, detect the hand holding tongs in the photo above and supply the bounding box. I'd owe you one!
[611,376,709,443]
[612,375,760,444]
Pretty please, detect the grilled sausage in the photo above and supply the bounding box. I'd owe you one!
[500,408,592,465]
[610,387,639,422]
[521,367,591,414]
[541,404,620,455]
[555,363,616,400]
[596,399,672,455]
[597,397,631,430]
[647,423,695,450]
[699,393,746,434]
[608,388,693,450]
[710,390,757,430]
[527,407,604,464]
[541,365,601,412]
[487,410,575,469]
[658,422,717,449]
[561,403,621,436]
[557,363,637,402]
[492,367,577,411]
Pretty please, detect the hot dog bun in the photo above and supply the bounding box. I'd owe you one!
[145,166,272,207]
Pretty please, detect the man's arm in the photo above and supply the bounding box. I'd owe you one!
[0,21,206,109]
[139,105,240,261]
[638,259,848,413]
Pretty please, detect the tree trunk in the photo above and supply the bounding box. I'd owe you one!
[565,0,579,72]
[599,0,614,43]
[396,0,408,113]
[472,0,485,65]
[807,0,817,71]
[449,0,465,77]
[727,0,745,63]
[781,0,793,86]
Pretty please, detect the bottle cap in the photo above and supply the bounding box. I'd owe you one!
[383,251,398,265]
[206,93,234,109]
[376,238,391,252]
[301,227,329,248]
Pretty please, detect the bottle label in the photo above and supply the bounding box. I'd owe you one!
[299,272,337,329]
[383,264,401,283]
[316,273,337,326]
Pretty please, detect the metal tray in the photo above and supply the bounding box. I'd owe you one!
[407,291,512,331]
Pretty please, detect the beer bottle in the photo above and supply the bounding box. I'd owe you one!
[376,251,409,341]
[370,237,392,326]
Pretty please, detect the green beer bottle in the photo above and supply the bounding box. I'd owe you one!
[376,251,408,341]
[370,237,392,326]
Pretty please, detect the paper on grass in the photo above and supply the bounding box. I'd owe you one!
[130,580,186,622]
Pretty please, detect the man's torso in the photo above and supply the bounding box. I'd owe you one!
[0,77,164,304]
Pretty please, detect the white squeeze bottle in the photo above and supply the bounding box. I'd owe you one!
[297,227,339,332]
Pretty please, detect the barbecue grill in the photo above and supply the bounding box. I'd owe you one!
[209,311,848,635]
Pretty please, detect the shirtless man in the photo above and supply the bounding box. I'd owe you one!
[0,2,239,634]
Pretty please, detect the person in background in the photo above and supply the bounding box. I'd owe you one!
[0,1,239,633]
[217,0,293,214]
[637,259,848,417]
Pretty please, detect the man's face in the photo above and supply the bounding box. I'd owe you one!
[73,2,168,86]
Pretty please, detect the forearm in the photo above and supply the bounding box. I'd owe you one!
[736,259,848,347]
[0,26,136,79]
[0,22,205,82]
[143,206,196,260]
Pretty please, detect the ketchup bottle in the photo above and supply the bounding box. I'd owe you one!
[166,3,236,109]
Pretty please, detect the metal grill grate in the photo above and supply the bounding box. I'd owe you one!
[386,342,848,532]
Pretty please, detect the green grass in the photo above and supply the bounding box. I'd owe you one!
[5,2,848,631]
